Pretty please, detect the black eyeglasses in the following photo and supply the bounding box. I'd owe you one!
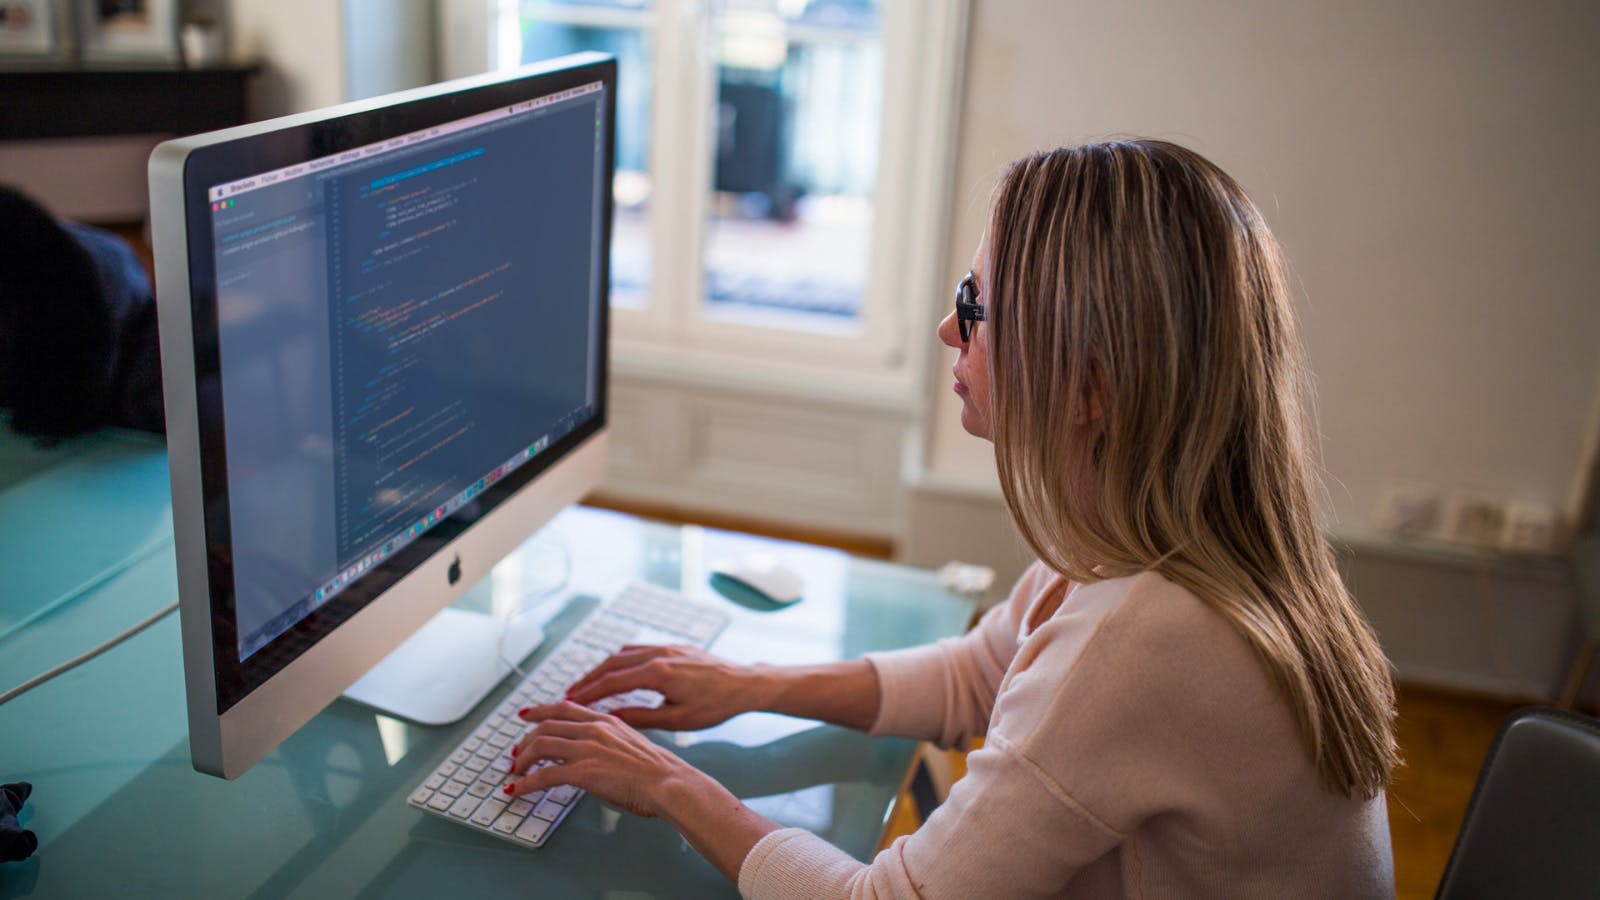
[955,271,985,342]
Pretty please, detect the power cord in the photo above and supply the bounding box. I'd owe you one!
[0,600,178,707]
[0,532,171,646]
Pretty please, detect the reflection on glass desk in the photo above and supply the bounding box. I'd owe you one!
[0,429,975,898]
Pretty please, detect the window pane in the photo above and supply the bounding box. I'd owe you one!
[704,1,882,329]
[520,4,653,308]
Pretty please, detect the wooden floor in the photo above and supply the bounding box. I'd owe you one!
[1386,686,1520,900]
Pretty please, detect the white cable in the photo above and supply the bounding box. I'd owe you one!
[0,601,179,707]
[0,532,172,646]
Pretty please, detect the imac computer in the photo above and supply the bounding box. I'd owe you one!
[149,54,615,779]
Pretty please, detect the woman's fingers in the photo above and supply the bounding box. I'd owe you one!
[564,663,662,706]
[609,705,677,730]
[566,646,668,696]
[504,758,589,798]
[508,733,587,777]
[517,699,609,725]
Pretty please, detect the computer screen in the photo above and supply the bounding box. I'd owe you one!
[150,54,615,778]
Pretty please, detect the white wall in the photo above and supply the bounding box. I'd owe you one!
[228,0,344,116]
[344,0,437,101]
[924,0,1600,538]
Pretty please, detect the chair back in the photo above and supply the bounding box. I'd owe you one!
[1435,706,1600,900]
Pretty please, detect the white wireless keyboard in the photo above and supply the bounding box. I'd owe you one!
[405,580,730,848]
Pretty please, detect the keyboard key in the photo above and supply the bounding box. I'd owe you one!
[492,812,521,834]
[532,797,564,821]
[408,786,434,807]
[424,773,446,790]
[547,784,579,805]
[426,792,454,811]
[507,798,535,817]
[514,816,551,844]
[439,780,466,798]
[467,781,493,799]
[448,795,481,819]
[471,798,508,827]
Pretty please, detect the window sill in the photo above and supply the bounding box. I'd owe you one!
[611,339,919,414]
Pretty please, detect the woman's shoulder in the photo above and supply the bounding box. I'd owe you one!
[1005,569,1284,734]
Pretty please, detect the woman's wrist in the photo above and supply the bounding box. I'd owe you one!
[739,662,790,714]
[652,764,783,882]
[740,659,880,731]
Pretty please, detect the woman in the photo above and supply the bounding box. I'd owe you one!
[506,140,1399,898]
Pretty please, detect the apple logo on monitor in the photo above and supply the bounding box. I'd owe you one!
[448,556,462,586]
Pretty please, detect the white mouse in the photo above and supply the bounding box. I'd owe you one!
[710,553,804,605]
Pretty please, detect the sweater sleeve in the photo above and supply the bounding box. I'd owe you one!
[861,561,1056,747]
[737,734,1121,900]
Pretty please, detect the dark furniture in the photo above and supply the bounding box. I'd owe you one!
[0,65,256,139]
[1434,706,1600,900]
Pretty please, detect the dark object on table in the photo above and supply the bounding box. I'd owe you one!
[0,781,37,863]
[0,184,164,442]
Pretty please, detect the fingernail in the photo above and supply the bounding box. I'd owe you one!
[518,706,533,716]
[502,784,515,795]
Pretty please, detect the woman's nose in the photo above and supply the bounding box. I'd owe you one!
[936,309,962,348]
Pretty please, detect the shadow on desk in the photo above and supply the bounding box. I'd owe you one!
[6,701,901,899]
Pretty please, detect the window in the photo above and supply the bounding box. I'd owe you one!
[451,0,967,402]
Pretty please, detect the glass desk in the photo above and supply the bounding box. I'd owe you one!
[0,429,975,898]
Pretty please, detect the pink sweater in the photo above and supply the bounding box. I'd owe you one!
[737,562,1394,899]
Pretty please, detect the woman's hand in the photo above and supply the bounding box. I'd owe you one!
[563,644,763,731]
[505,701,702,817]
[508,701,784,881]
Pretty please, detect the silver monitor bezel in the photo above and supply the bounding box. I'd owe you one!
[149,53,614,778]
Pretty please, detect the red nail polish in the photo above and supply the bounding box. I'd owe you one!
[518,706,532,716]
[502,784,515,795]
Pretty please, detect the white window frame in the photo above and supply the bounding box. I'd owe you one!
[438,0,969,414]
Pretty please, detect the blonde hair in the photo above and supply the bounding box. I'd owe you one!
[987,140,1398,799]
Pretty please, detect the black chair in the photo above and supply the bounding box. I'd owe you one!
[1434,706,1600,900]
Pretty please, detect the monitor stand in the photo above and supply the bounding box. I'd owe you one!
[341,606,546,726]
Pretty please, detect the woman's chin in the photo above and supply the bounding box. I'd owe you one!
[959,407,994,442]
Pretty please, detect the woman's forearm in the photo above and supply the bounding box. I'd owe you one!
[656,768,784,884]
[745,658,881,732]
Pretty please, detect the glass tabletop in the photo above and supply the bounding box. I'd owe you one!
[0,432,974,898]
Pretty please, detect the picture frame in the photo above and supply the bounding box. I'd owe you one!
[77,0,178,64]
[0,0,60,59]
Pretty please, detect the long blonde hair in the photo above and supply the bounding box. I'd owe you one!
[987,140,1397,799]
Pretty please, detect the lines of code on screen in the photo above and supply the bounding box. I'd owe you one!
[327,102,601,561]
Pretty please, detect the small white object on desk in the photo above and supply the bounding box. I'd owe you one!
[710,554,805,605]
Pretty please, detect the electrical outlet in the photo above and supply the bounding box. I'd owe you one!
[1500,502,1563,556]
[1374,483,1441,538]
[1443,496,1508,549]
